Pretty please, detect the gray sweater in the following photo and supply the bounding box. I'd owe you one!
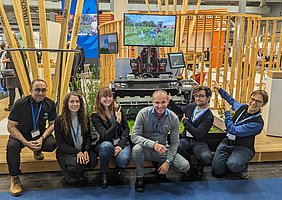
[131,106,180,162]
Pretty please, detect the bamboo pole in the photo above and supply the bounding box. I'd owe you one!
[192,17,198,80]
[207,16,215,87]
[187,0,201,49]
[179,0,189,51]
[165,0,169,14]
[20,0,39,79]
[276,25,282,71]
[269,20,277,69]
[222,16,231,90]
[229,16,238,95]
[0,1,30,95]
[235,16,245,101]
[241,17,252,102]
[51,0,71,100]
[200,16,206,85]
[144,0,151,14]
[38,0,52,97]
[259,20,269,90]
[59,0,84,112]
[173,0,177,13]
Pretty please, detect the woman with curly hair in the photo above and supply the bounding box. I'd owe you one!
[91,87,131,188]
[55,91,97,183]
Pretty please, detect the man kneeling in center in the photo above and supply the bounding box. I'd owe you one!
[132,90,190,192]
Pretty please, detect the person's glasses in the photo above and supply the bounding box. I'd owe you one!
[250,97,263,104]
[194,94,206,98]
[33,88,47,93]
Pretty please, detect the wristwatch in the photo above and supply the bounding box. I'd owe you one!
[40,135,45,141]
[165,159,172,165]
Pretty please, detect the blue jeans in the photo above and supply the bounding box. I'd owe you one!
[212,140,254,176]
[178,138,212,166]
[97,141,131,174]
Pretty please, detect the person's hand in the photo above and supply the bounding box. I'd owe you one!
[115,106,122,123]
[181,113,187,122]
[158,161,170,174]
[153,143,167,155]
[212,80,221,90]
[83,151,90,165]
[224,100,232,111]
[114,146,122,157]
[77,151,86,165]
[31,138,43,151]
[25,141,36,151]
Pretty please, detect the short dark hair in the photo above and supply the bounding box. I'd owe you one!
[30,79,47,90]
[250,90,268,105]
[193,86,212,97]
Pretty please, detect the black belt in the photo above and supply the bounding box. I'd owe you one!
[223,137,236,146]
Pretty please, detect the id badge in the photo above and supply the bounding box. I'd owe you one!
[31,130,40,139]
[113,138,120,146]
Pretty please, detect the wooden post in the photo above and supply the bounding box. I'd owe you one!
[157,0,162,14]
[38,0,52,97]
[222,15,231,90]
[235,16,245,101]
[259,20,269,90]
[20,0,39,79]
[173,0,177,13]
[51,0,71,100]
[269,20,277,69]
[207,16,215,87]
[59,0,84,112]
[192,16,198,80]
[179,0,189,51]
[144,0,151,13]
[276,25,282,71]
[0,1,30,95]
[165,0,169,14]
[229,16,238,95]
[200,16,206,85]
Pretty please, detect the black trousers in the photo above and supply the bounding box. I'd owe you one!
[63,151,97,172]
[6,135,57,176]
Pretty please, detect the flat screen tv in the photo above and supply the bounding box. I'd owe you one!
[123,13,176,47]
[168,52,186,69]
[99,32,118,54]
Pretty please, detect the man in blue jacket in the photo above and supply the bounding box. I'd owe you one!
[212,82,268,179]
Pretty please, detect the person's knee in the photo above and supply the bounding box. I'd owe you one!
[42,136,57,152]
[211,161,226,176]
[116,154,131,168]
[176,159,190,173]
[6,138,22,153]
[99,141,114,155]
[132,144,144,159]
[199,152,213,166]
[226,159,244,173]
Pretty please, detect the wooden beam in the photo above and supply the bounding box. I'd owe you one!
[179,0,189,52]
[207,16,215,87]
[259,20,269,90]
[276,25,282,72]
[157,0,162,14]
[173,0,177,14]
[59,0,84,113]
[0,1,30,95]
[51,0,71,100]
[187,0,201,49]
[268,20,277,70]
[229,16,238,95]
[38,0,52,97]
[200,16,206,85]
[165,0,169,14]
[20,0,39,79]
[222,16,231,90]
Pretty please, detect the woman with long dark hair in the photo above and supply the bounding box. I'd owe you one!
[55,91,97,183]
[91,87,131,188]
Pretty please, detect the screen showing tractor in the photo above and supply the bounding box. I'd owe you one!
[123,13,176,47]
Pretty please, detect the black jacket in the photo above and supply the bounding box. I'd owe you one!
[168,101,214,143]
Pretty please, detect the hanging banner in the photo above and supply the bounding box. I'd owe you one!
[62,0,98,58]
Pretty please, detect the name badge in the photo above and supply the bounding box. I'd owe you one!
[31,130,40,139]
[113,138,120,146]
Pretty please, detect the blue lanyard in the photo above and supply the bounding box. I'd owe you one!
[234,109,261,125]
[190,106,210,125]
[31,102,43,130]
[152,108,168,133]
[71,122,80,143]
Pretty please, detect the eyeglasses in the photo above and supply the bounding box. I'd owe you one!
[33,88,47,93]
[250,97,263,104]
[194,94,206,98]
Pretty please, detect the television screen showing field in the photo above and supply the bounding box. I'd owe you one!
[100,33,118,54]
[124,14,176,47]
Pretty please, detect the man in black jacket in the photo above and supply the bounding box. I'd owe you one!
[168,86,214,175]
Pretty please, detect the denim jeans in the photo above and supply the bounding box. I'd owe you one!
[178,138,213,166]
[212,140,254,176]
[97,141,131,173]
[6,135,57,176]
[132,144,190,178]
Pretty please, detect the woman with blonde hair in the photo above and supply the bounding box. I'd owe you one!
[91,87,131,188]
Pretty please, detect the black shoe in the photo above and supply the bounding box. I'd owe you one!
[62,171,78,183]
[152,171,166,181]
[135,177,145,192]
[101,174,108,188]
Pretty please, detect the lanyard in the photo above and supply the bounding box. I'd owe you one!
[234,109,261,125]
[190,106,210,125]
[31,102,43,130]
[152,108,168,133]
[71,122,80,143]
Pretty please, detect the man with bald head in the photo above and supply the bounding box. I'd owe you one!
[6,79,57,196]
[132,90,190,192]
